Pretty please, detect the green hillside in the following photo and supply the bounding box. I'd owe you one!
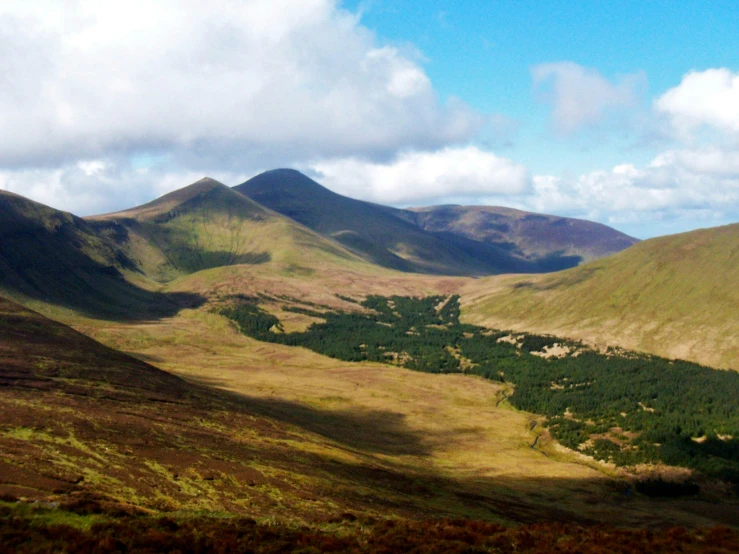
[235,169,584,275]
[0,190,198,319]
[462,223,739,370]
[90,177,367,282]
[409,205,638,264]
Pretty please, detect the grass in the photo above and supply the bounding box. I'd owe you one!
[462,223,739,370]
[2,209,738,531]
[70,295,738,529]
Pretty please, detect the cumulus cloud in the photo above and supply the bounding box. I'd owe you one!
[522,149,739,236]
[310,146,531,204]
[532,62,644,135]
[0,161,247,216]
[655,68,739,138]
[0,0,483,170]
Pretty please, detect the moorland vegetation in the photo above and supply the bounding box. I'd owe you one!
[219,294,739,486]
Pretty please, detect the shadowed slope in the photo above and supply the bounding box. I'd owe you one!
[0,296,452,518]
[235,169,562,275]
[0,296,191,398]
[0,296,657,525]
[410,205,638,264]
[0,190,202,319]
[91,177,365,282]
[462,223,739,370]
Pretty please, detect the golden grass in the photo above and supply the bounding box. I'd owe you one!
[69,292,734,528]
[461,224,739,370]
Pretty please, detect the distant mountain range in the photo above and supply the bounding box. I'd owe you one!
[408,204,637,264]
[236,169,637,274]
[5,169,735,370]
[0,169,637,316]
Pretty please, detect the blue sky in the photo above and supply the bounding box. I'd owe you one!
[0,0,738,238]
[348,0,739,171]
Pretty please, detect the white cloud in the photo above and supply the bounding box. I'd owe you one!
[0,0,483,170]
[310,146,531,204]
[0,160,247,216]
[522,148,739,235]
[532,62,644,135]
[655,68,739,138]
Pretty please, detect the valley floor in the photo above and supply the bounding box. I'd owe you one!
[74,304,738,529]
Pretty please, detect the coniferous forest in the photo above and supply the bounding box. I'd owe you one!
[219,294,739,485]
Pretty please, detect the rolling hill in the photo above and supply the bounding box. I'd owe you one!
[0,190,200,319]
[235,169,632,274]
[90,177,366,283]
[462,223,739,370]
[2,294,533,521]
[409,204,638,264]
[0,172,638,321]
[2,179,738,545]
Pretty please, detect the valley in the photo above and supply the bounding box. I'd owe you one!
[1,172,737,551]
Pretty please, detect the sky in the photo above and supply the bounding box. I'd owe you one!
[1,0,738,238]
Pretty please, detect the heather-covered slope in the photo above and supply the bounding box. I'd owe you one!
[462,223,739,370]
[409,205,638,264]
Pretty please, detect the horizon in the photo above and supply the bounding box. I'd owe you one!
[1,1,738,239]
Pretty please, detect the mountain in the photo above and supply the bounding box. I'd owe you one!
[0,190,200,319]
[89,177,365,283]
[235,169,605,275]
[1,172,637,320]
[409,205,638,264]
[462,223,739,370]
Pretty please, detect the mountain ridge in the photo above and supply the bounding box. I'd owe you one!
[88,175,367,282]
[235,169,633,274]
[0,189,202,319]
[408,204,638,264]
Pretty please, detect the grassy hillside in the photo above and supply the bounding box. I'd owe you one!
[0,190,200,319]
[75,293,739,529]
[410,205,638,264]
[10,293,735,530]
[1,294,544,523]
[235,169,579,275]
[462,223,739,370]
[90,177,368,282]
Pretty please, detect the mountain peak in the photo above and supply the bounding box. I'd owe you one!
[92,177,233,220]
[191,176,226,187]
[262,168,305,177]
[238,169,332,198]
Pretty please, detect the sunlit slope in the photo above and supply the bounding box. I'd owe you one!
[235,169,563,275]
[0,190,195,319]
[409,205,638,264]
[90,177,367,282]
[462,223,739,370]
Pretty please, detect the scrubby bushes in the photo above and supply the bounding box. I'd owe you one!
[1,511,737,553]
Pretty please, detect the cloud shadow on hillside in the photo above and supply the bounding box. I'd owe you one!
[190,377,434,457]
